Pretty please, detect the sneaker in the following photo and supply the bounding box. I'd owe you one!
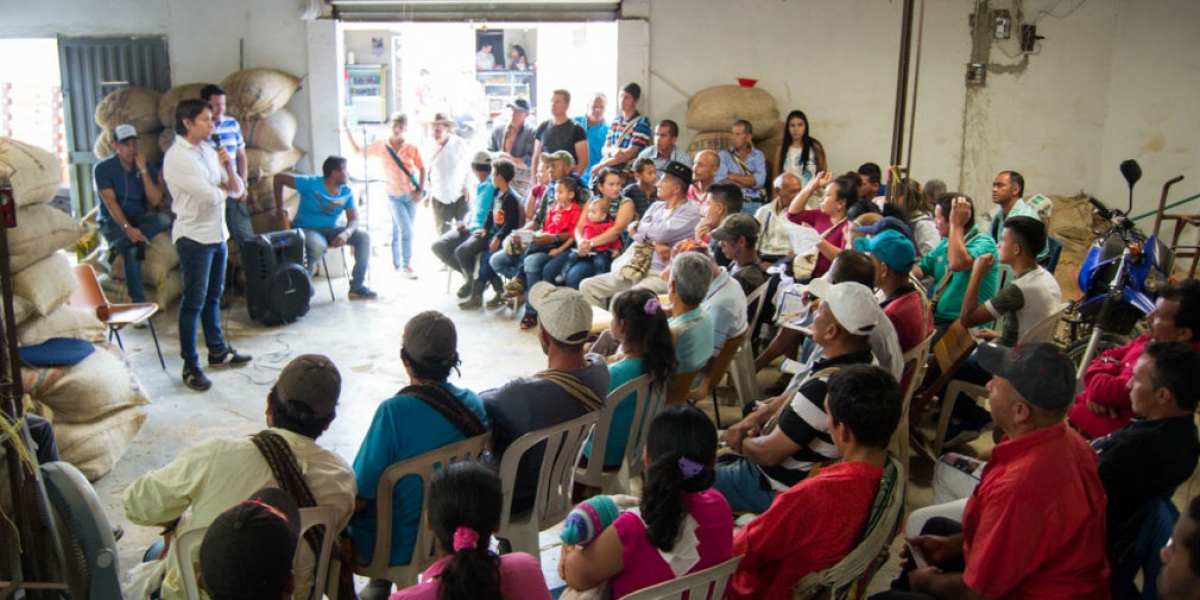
[208,347,252,368]
[400,267,418,280]
[458,295,483,310]
[485,293,508,309]
[182,366,212,391]
[519,312,538,330]
[348,287,379,300]
[456,282,473,299]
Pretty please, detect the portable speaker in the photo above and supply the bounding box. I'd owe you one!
[242,229,311,326]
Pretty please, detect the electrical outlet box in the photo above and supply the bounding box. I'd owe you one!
[966,63,987,86]
[993,10,1013,39]
[1021,24,1041,52]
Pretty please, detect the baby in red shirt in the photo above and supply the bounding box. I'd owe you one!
[557,196,621,283]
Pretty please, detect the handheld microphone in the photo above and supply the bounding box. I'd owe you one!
[211,134,222,149]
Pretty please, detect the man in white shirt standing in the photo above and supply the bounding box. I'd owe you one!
[425,112,471,237]
[163,98,252,391]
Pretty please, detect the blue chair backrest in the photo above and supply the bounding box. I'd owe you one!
[1040,236,1064,274]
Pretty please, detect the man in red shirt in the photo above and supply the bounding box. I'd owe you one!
[730,364,903,600]
[873,342,1110,600]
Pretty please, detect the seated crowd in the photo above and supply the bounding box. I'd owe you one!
[112,82,1200,600]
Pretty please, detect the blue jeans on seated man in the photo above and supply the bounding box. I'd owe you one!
[175,237,230,369]
[99,213,173,303]
[302,227,371,291]
[555,251,613,287]
[712,455,779,514]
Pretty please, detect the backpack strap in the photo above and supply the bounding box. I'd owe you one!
[534,370,605,412]
[251,430,321,555]
[399,384,487,438]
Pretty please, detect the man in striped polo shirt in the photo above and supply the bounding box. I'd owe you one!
[200,84,253,260]
[589,82,651,181]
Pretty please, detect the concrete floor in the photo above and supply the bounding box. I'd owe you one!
[89,214,1200,596]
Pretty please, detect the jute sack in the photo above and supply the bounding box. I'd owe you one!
[246,146,304,179]
[94,87,162,133]
[246,176,276,215]
[0,137,62,207]
[158,127,177,154]
[157,83,207,130]
[686,131,733,157]
[251,210,288,235]
[17,305,106,346]
[22,344,151,424]
[8,204,86,273]
[100,269,183,307]
[686,85,780,139]
[242,108,297,152]
[13,252,76,318]
[108,231,179,285]
[221,68,301,120]
[54,407,147,481]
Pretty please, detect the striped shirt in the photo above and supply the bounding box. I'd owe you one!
[604,111,651,166]
[210,116,245,172]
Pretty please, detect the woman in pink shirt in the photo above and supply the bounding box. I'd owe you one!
[786,171,854,280]
[560,404,734,598]
[391,462,551,600]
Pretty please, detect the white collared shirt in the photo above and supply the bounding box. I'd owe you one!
[164,135,241,244]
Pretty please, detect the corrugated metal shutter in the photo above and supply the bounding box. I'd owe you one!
[330,0,621,22]
[58,37,170,217]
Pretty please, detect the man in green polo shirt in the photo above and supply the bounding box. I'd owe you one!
[913,193,999,341]
[988,171,1039,242]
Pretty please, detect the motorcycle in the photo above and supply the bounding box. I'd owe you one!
[1066,159,1178,378]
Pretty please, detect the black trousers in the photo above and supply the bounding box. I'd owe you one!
[869,517,965,600]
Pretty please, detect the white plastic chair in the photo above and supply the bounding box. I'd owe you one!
[575,374,666,495]
[936,304,1068,455]
[889,332,935,472]
[497,409,601,563]
[354,433,492,588]
[620,555,744,600]
[175,505,342,600]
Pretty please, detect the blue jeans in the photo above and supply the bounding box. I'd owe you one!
[489,250,522,279]
[741,200,763,216]
[99,212,173,303]
[302,227,371,291]
[712,456,778,514]
[387,194,416,269]
[556,252,613,288]
[225,198,256,248]
[522,249,555,312]
[175,237,229,369]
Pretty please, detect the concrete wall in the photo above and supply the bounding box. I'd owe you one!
[0,0,315,170]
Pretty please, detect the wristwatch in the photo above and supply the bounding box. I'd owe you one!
[122,222,131,229]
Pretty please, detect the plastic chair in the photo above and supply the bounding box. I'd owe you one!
[574,374,665,496]
[317,245,349,302]
[910,321,977,458]
[687,329,750,430]
[354,433,492,588]
[1039,236,1064,274]
[889,332,935,472]
[620,555,744,600]
[935,304,1067,455]
[497,410,601,563]
[745,279,771,352]
[728,333,763,410]
[666,369,702,405]
[176,505,343,600]
[68,263,165,369]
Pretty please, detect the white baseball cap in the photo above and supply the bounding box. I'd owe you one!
[807,279,879,336]
[114,124,138,143]
[528,282,593,344]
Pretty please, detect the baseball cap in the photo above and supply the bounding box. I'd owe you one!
[710,213,760,242]
[854,229,917,273]
[199,488,300,600]
[273,354,341,420]
[114,124,138,144]
[662,160,693,186]
[528,281,593,344]
[807,279,879,336]
[471,150,492,166]
[403,310,459,365]
[852,215,914,241]
[507,97,531,112]
[976,342,1075,411]
[541,150,576,169]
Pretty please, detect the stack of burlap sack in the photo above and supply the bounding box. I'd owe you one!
[93,68,305,290]
[1,137,149,481]
[685,84,784,177]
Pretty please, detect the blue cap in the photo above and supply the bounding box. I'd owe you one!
[854,229,916,273]
[852,215,915,241]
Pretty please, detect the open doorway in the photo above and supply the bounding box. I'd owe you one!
[0,38,69,208]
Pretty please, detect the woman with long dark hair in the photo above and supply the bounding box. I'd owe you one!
[560,404,733,598]
[508,45,529,70]
[391,461,551,600]
[777,110,827,188]
[583,288,678,468]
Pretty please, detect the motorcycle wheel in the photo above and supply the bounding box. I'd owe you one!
[1066,333,1131,371]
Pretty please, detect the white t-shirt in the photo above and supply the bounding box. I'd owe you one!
[985,266,1062,346]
